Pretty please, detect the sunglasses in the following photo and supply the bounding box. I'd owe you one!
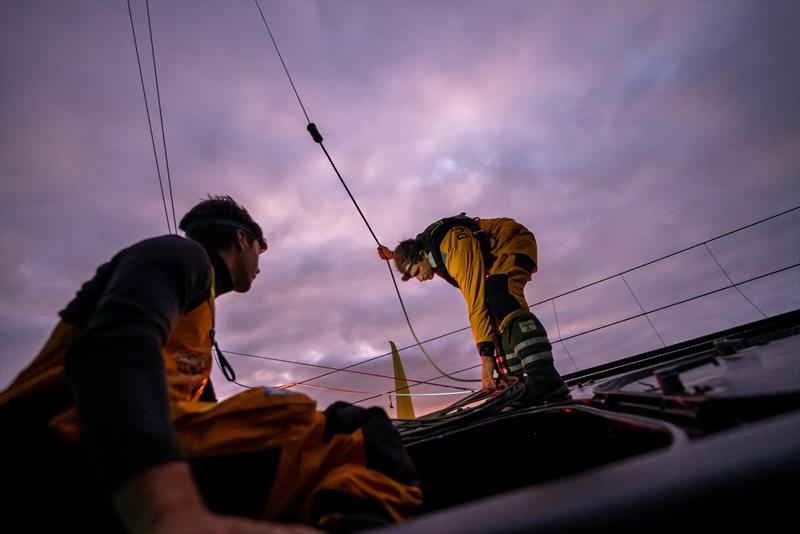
[401,262,417,282]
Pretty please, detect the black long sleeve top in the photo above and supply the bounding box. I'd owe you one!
[60,235,233,492]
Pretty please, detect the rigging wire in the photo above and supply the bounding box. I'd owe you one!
[551,299,578,372]
[278,382,475,397]
[252,0,479,383]
[222,348,474,391]
[126,0,172,234]
[703,243,768,319]
[621,273,666,347]
[145,0,178,232]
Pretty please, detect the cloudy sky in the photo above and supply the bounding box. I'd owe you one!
[1,0,798,416]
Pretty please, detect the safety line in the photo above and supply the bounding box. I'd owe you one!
[278,382,475,397]
[252,0,479,383]
[559,264,797,343]
[222,349,474,391]
[548,206,799,304]
[126,0,172,234]
[213,346,253,390]
[145,0,178,232]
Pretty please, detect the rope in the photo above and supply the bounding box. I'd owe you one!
[126,0,172,234]
[252,0,479,383]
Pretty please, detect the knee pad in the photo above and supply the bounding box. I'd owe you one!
[501,311,553,369]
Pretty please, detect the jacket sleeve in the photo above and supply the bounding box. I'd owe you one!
[63,236,211,493]
[441,227,495,346]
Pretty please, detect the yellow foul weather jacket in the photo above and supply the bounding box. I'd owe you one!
[431,217,538,345]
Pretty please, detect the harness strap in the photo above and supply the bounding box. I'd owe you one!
[417,213,493,287]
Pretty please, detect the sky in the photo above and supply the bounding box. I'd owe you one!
[1,0,798,416]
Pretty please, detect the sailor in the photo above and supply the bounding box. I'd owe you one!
[378,214,569,403]
[1,195,421,533]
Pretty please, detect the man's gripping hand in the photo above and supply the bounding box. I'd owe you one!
[377,245,394,261]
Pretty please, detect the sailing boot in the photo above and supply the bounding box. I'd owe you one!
[501,311,570,405]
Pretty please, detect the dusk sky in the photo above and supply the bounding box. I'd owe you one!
[1,0,798,416]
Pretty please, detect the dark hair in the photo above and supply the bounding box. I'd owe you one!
[179,195,266,252]
[393,238,426,279]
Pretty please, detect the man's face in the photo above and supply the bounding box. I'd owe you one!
[232,230,265,293]
[408,256,434,282]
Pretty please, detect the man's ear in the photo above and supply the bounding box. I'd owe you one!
[236,228,247,250]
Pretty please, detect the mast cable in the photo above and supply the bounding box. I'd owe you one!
[126,0,172,234]
[145,0,178,232]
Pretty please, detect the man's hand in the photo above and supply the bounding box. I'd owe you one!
[377,245,394,261]
[114,462,320,534]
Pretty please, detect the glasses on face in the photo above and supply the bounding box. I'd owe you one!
[401,263,422,282]
[401,262,415,282]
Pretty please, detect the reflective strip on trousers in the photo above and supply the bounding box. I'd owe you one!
[513,336,550,357]
[497,354,524,375]
[520,351,554,367]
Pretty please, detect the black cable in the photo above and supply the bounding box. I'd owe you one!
[145,0,178,233]
[126,0,172,234]
[253,0,311,124]
[213,341,253,390]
